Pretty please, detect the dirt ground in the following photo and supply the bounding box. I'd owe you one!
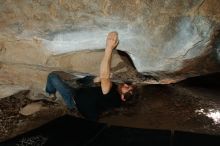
[1,79,220,142]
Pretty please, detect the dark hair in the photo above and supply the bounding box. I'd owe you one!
[100,84,139,118]
[123,84,139,106]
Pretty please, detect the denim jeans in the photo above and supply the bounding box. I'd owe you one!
[45,72,76,109]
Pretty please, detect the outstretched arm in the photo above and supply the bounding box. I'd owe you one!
[100,32,119,94]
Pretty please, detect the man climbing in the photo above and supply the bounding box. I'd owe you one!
[45,31,137,121]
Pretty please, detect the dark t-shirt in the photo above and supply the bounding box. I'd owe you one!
[75,83,121,121]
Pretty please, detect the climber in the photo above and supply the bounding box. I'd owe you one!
[44,31,137,121]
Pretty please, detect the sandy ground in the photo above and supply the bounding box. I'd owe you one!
[1,81,220,142]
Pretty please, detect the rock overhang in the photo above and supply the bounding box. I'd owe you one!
[0,0,220,96]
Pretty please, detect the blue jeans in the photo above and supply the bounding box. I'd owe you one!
[45,72,76,109]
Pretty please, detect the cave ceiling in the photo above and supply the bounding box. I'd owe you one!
[0,0,220,97]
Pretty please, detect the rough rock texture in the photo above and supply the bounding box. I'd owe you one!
[19,102,43,116]
[0,0,220,97]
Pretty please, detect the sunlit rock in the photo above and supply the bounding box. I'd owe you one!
[0,0,220,91]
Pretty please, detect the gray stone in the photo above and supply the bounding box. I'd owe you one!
[0,0,220,88]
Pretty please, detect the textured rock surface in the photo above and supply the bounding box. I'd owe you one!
[0,85,28,99]
[0,0,220,96]
[19,102,43,116]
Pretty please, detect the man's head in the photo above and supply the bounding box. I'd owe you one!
[118,83,137,102]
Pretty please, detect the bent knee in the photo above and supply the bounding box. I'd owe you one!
[48,72,59,79]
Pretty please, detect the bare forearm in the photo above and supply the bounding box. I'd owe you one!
[100,48,113,79]
[100,31,118,94]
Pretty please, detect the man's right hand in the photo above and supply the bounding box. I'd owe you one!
[106,31,119,50]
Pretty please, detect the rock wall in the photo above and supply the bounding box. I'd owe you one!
[0,0,220,97]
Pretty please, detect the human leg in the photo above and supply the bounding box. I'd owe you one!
[46,72,57,95]
[45,72,76,109]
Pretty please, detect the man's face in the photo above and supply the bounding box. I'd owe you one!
[119,83,134,101]
[120,83,133,95]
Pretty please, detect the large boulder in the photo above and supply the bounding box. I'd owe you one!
[0,0,220,96]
